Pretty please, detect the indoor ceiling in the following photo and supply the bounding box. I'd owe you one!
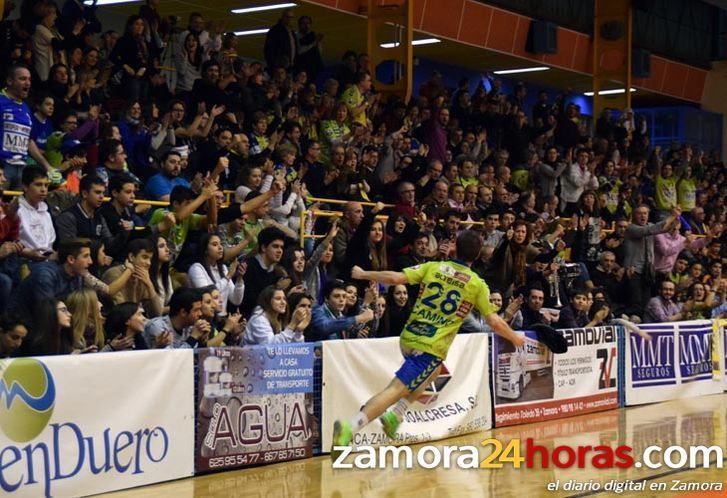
[98,0,692,106]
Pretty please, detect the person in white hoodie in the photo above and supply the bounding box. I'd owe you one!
[187,233,245,317]
[560,148,598,216]
[16,165,56,260]
[242,285,310,345]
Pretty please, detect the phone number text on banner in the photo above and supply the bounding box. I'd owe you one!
[321,334,491,452]
[493,327,619,427]
[625,320,724,405]
[195,345,316,473]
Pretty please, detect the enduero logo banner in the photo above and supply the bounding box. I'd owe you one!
[0,359,56,443]
[0,351,195,497]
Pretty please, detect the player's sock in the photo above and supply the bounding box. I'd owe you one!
[352,411,369,431]
[391,398,410,420]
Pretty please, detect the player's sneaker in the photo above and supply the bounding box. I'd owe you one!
[330,420,352,461]
[379,411,401,440]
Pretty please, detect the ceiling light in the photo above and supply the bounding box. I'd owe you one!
[583,88,637,96]
[234,28,270,36]
[380,38,441,48]
[84,0,141,5]
[493,67,550,75]
[232,3,297,14]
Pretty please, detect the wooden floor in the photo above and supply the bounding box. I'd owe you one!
[103,394,727,498]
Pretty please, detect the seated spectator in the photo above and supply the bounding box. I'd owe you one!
[8,238,131,319]
[96,139,140,191]
[0,313,29,358]
[242,286,309,345]
[144,150,190,201]
[143,287,209,349]
[66,288,108,353]
[515,285,556,329]
[644,280,684,323]
[102,238,162,317]
[311,281,374,341]
[16,165,55,260]
[104,302,149,351]
[383,284,410,337]
[187,233,245,316]
[99,174,145,239]
[150,235,174,314]
[148,183,218,266]
[240,226,287,317]
[55,174,130,259]
[21,298,73,356]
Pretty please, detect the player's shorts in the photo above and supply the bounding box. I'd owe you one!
[395,349,443,393]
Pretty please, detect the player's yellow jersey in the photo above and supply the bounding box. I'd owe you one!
[401,260,498,359]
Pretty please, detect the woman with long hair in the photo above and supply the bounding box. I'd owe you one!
[175,31,203,96]
[117,100,152,173]
[23,298,74,356]
[572,189,603,272]
[187,233,246,317]
[382,284,410,337]
[282,220,339,297]
[104,302,148,350]
[242,286,310,345]
[343,202,387,287]
[110,15,152,102]
[66,288,107,353]
[310,222,338,303]
[488,219,534,294]
[286,292,314,338]
[150,235,174,314]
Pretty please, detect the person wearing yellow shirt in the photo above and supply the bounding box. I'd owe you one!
[330,231,526,455]
[340,71,378,127]
[654,162,678,220]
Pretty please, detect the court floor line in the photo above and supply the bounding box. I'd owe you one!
[565,457,727,498]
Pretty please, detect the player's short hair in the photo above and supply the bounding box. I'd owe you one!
[455,231,482,263]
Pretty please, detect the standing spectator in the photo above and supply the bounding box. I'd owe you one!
[110,15,152,102]
[32,2,64,82]
[560,148,598,215]
[264,8,297,71]
[340,71,376,127]
[1,64,53,188]
[175,32,203,97]
[623,205,681,317]
[176,13,221,64]
[295,15,323,83]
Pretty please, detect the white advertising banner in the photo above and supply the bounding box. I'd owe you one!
[321,334,491,452]
[624,320,724,406]
[493,327,619,427]
[0,350,195,497]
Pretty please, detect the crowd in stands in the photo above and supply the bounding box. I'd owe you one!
[0,2,725,358]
